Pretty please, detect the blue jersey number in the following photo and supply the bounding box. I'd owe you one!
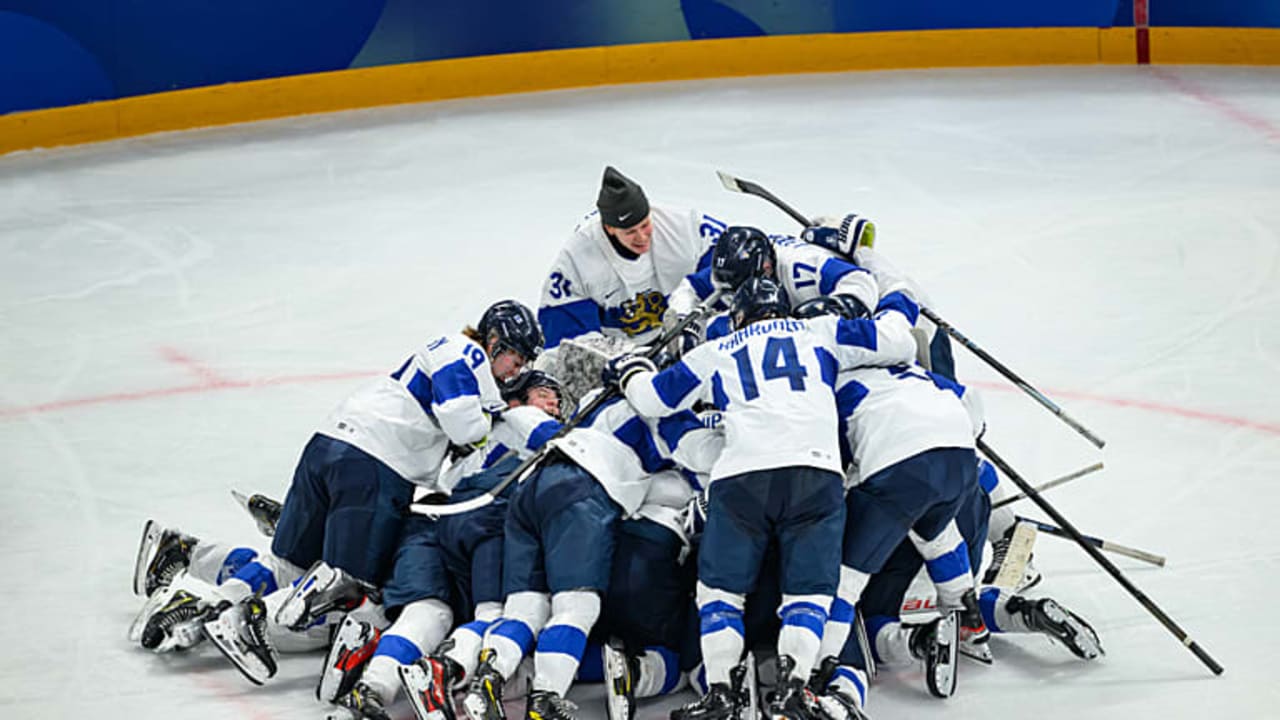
[730,337,808,400]
[792,262,817,289]
[548,271,573,299]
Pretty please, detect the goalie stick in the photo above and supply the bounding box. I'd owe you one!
[991,461,1104,509]
[716,170,1106,450]
[978,439,1222,676]
[409,288,728,518]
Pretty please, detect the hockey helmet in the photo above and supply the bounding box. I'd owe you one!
[792,294,871,321]
[730,277,791,330]
[711,226,776,291]
[500,368,562,404]
[478,300,543,362]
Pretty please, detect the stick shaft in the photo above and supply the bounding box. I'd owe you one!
[980,439,1222,675]
[992,461,1104,509]
[1015,516,1166,567]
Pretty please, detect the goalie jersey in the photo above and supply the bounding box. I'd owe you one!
[537,205,726,357]
[621,303,919,483]
[316,334,503,490]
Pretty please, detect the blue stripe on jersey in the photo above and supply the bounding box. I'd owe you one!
[925,369,966,398]
[686,267,716,300]
[390,356,412,381]
[705,314,732,341]
[711,372,730,410]
[657,410,703,453]
[614,416,671,474]
[875,290,920,325]
[978,460,999,494]
[835,379,869,419]
[653,361,702,408]
[431,358,481,403]
[681,468,704,492]
[813,346,838,389]
[406,369,434,416]
[539,299,601,348]
[576,394,623,426]
[482,443,509,468]
[528,419,562,451]
[818,258,868,295]
[835,317,878,350]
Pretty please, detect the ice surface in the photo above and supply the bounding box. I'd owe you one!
[2,65,1278,719]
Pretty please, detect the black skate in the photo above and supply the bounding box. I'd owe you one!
[671,683,738,720]
[462,651,507,720]
[318,614,383,703]
[767,655,824,720]
[983,523,1041,591]
[957,589,992,665]
[231,489,282,537]
[138,587,212,652]
[813,688,869,720]
[400,648,465,720]
[132,520,198,597]
[908,612,959,698]
[202,594,279,685]
[1010,596,1104,660]
[603,637,639,720]
[276,560,378,631]
[332,680,392,720]
[526,690,578,720]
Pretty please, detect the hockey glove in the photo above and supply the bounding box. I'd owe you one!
[802,213,877,257]
[601,353,657,392]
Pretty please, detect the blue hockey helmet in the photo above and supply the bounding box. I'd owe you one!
[500,368,562,404]
[478,300,543,361]
[730,277,791,330]
[711,226,776,290]
[792,294,871,321]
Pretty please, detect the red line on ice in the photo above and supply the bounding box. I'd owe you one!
[1153,67,1280,144]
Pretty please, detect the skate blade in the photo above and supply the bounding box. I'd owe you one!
[744,650,760,720]
[926,614,959,699]
[132,520,161,597]
[958,640,994,665]
[318,617,380,702]
[202,612,274,685]
[129,580,176,644]
[276,561,335,630]
[462,688,504,720]
[399,662,450,720]
[602,642,634,720]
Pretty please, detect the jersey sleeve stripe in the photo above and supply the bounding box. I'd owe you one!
[657,410,703,453]
[653,360,702,408]
[711,372,730,410]
[527,419,562,451]
[406,369,435,417]
[614,416,671,474]
[538,298,600,348]
[875,290,920,325]
[835,318,879,350]
[813,346,839,389]
[817,258,869,295]
[705,315,732,341]
[686,267,716,300]
[431,358,481,404]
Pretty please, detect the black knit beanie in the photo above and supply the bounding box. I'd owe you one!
[596,166,650,229]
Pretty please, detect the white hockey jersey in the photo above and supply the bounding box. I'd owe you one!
[668,233,880,342]
[316,334,503,489]
[439,405,562,492]
[623,307,919,482]
[835,365,981,483]
[537,205,726,357]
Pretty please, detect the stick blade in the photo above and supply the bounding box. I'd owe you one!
[716,170,746,193]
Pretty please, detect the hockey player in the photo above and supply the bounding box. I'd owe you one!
[536,166,728,394]
[609,276,919,720]
[135,300,543,686]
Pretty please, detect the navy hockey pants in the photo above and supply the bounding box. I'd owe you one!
[381,513,453,613]
[598,517,696,652]
[272,433,415,586]
[436,457,517,609]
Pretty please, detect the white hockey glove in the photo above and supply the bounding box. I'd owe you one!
[601,352,657,392]
[802,213,877,257]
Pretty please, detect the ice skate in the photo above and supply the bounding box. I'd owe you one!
[318,614,383,703]
[276,560,377,631]
[202,594,279,685]
[230,489,282,537]
[400,647,464,720]
[463,651,507,720]
[331,680,392,720]
[526,689,578,720]
[603,637,640,720]
[132,520,198,597]
[670,683,738,720]
[137,586,212,652]
[766,655,824,720]
[1010,596,1104,660]
[983,523,1041,591]
[908,612,959,698]
[814,688,869,720]
[957,589,992,664]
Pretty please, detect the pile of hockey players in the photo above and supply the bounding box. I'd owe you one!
[129,166,1103,720]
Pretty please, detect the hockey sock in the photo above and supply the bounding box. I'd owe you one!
[866,615,914,666]
[446,601,502,681]
[910,520,974,610]
[829,665,868,709]
[778,594,831,680]
[363,598,452,700]
[696,582,747,687]
[818,567,870,661]
[486,591,550,679]
[532,590,601,695]
[221,552,306,603]
[634,646,685,698]
[978,586,1017,633]
[187,542,257,586]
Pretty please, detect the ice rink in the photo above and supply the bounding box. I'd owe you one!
[2,64,1278,719]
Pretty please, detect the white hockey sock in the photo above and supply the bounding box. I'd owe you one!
[218,552,305,603]
[697,582,746,687]
[910,521,974,610]
[829,665,868,708]
[870,619,915,666]
[188,541,257,586]
[778,594,831,680]
[361,598,453,701]
[447,601,502,681]
[977,586,1023,633]
[486,591,550,679]
[818,567,870,661]
[532,590,601,696]
[634,646,685,698]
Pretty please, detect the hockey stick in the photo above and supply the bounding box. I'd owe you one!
[409,289,728,518]
[991,461,1104,509]
[1015,516,1166,568]
[716,170,1106,450]
[978,439,1222,675]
